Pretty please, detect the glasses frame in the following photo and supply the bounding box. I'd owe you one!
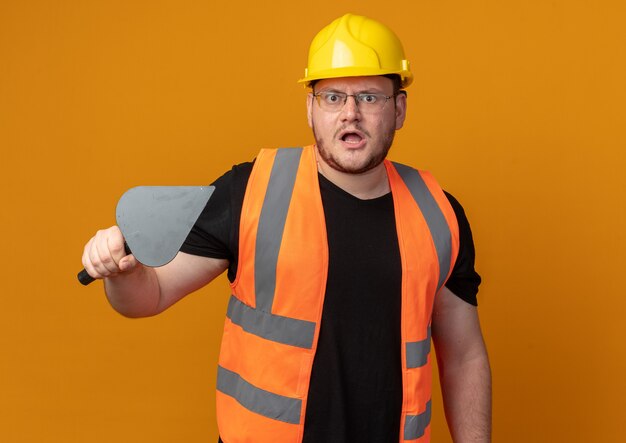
[312,91,397,112]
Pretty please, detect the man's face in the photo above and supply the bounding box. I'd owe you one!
[307,76,407,175]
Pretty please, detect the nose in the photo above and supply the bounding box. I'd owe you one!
[340,95,361,122]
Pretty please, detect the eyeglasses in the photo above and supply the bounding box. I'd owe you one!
[313,91,395,113]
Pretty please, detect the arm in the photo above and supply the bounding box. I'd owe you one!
[82,225,228,318]
[432,286,492,442]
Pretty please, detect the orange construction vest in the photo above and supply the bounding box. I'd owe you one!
[216,145,459,442]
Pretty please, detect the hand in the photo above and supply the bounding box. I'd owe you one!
[81,226,140,280]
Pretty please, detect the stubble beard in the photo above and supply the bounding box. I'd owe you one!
[312,122,396,175]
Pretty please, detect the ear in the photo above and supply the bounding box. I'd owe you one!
[394,92,407,130]
[306,93,314,128]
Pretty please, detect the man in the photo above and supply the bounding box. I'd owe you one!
[82,13,491,443]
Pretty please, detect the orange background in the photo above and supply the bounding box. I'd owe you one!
[1,1,625,441]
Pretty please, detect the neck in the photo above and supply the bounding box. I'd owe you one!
[315,149,390,200]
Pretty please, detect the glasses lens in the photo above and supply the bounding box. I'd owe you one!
[318,92,345,110]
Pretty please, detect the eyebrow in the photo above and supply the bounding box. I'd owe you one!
[317,88,387,94]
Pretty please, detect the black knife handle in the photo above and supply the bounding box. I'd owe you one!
[77,269,95,286]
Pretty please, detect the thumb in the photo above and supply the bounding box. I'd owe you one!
[119,254,139,272]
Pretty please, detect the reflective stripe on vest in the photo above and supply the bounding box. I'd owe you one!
[217,365,302,425]
[404,400,432,440]
[406,325,431,369]
[226,294,316,349]
[392,162,452,292]
[255,148,302,312]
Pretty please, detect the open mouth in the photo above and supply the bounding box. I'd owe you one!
[338,129,366,146]
[341,132,363,144]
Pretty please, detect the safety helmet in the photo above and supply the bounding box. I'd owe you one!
[298,13,413,88]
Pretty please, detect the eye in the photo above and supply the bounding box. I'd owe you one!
[359,94,378,104]
[323,93,343,104]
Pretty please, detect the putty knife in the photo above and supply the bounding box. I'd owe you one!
[77,185,215,285]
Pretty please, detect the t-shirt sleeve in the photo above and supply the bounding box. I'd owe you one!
[443,191,482,306]
[179,162,253,282]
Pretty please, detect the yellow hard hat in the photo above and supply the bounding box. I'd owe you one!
[298,14,413,88]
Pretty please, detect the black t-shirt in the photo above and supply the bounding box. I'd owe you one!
[181,161,481,443]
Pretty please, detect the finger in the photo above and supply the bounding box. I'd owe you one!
[82,237,101,279]
[92,230,119,275]
[82,237,93,269]
[88,231,108,276]
[107,226,128,265]
[119,254,139,272]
